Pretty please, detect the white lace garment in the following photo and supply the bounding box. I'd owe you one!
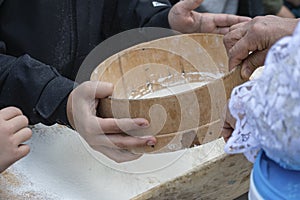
[225,22,300,170]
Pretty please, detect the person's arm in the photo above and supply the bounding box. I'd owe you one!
[0,43,75,126]
[117,0,250,35]
[116,0,172,31]
[0,43,157,163]
[135,0,172,28]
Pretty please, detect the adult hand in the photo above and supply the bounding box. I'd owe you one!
[0,107,32,173]
[221,103,236,142]
[224,15,299,79]
[168,0,251,34]
[67,81,156,163]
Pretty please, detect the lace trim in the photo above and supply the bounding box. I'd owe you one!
[224,22,300,170]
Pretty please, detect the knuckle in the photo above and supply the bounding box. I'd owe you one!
[7,137,14,146]
[253,16,263,21]
[23,146,31,156]
[252,16,267,24]
[251,23,265,34]
[228,47,235,57]
[223,35,230,45]
[112,124,121,132]
[12,148,20,158]
[19,146,31,157]
[113,140,126,149]
[24,127,33,139]
[3,123,13,133]
[9,107,23,115]
[20,115,29,125]
[74,81,93,96]
[101,119,119,133]
[96,122,106,133]
[81,81,93,90]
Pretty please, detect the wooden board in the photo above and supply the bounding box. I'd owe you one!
[0,125,252,200]
[132,153,252,200]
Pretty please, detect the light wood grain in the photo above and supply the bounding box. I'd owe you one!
[91,34,247,153]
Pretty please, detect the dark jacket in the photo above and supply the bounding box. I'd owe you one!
[0,0,171,126]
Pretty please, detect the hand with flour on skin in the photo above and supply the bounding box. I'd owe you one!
[224,15,300,79]
[0,107,32,173]
[222,103,236,142]
[67,81,156,163]
[168,0,251,34]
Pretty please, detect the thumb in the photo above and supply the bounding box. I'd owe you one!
[180,0,204,11]
[94,82,114,99]
[241,50,268,79]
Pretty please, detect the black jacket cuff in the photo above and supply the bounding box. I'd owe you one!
[35,76,77,127]
[143,8,171,29]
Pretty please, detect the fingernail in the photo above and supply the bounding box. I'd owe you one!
[137,121,149,128]
[147,141,156,146]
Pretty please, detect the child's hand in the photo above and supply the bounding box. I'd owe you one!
[67,81,156,163]
[0,107,32,173]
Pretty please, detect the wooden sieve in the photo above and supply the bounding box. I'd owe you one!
[91,33,246,153]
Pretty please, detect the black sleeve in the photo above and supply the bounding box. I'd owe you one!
[117,0,172,31]
[135,0,171,28]
[263,0,283,15]
[238,0,265,17]
[0,42,75,126]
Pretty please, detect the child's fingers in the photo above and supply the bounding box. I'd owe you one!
[0,107,23,120]
[13,127,32,145]
[16,144,31,160]
[8,115,29,133]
